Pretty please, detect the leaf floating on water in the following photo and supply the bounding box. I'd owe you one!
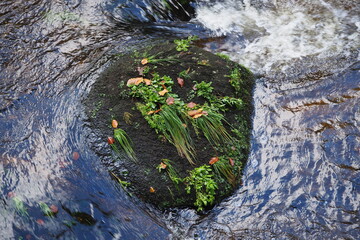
[209,157,219,165]
[72,152,80,161]
[141,58,148,65]
[149,187,155,193]
[158,89,169,96]
[166,97,175,105]
[36,219,45,225]
[177,77,184,87]
[107,137,115,145]
[187,102,197,108]
[112,119,118,128]
[50,205,59,214]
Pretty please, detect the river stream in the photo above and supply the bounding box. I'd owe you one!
[1,0,359,239]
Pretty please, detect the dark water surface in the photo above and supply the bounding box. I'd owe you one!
[1,0,359,239]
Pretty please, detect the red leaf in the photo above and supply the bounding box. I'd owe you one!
[72,152,80,161]
[166,97,175,105]
[50,205,59,214]
[177,77,184,87]
[187,102,197,108]
[36,219,45,225]
[229,158,235,166]
[209,157,219,165]
[108,137,115,145]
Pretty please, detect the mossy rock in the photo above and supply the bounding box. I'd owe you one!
[84,41,254,211]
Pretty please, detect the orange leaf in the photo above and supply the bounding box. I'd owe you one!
[144,78,152,85]
[229,158,235,166]
[149,187,155,193]
[127,77,144,86]
[187,108,203,117]
[147,109,162,115]
[166,97,175,105]
[159,162,167,169]
[192,113,204,119]
[107,137,115,145]
[187,102,197,108]
[141,58,148,65]
[177,77,184,87]
[111,119,118,128]
[209,157,219,165]
[158,89,169,96]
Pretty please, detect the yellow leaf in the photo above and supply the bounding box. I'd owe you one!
[111,119,118,128]
[127,77,144,86]
[158,89,169,96]
[141,58,148,65]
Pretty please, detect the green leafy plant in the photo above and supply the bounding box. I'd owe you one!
[179,68,191,79]
[39,202,54,217]
[226,67,243,92]
[13,197,28,217]
[184,165,217,211]
[216,53,230,61]
[193,81,215,101]
[174,36,198,52]
[113,128,136,161]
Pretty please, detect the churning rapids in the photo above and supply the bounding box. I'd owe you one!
[0,0,359,239]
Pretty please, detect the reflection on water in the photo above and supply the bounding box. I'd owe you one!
[1,0,359,239]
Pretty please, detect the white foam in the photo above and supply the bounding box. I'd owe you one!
[195,0,360,73]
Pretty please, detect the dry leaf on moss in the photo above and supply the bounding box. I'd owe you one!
[209,157,219,165]
[166,97,175,105]
[158,89,169,96]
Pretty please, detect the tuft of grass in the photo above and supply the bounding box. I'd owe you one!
[212,157,236,187]
[160,159,182,185]
[39,202,53,217]
[160,106,195,164]
[192,111,233,146]
[113,128,136,161]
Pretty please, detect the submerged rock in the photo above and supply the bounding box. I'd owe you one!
[85,40,254,211]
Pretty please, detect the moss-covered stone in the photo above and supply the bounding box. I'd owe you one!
[84,41,254,211]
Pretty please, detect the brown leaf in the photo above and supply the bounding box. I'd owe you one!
[137,67,144,75]
[177,77,184,87]
[229,158,235,166]
[149,187,155,193]
[111,119,118,128]
[187,108,203,117]
[187,102,197,108]
[166,97,175,105]
[192,113,204,119]
[141,58,148,65]
[127,77,144,86]
[209,157,219,165]
[144,78,152,85]
[158,89,169,96]
[159,162,167,169]
[107,137,115,145]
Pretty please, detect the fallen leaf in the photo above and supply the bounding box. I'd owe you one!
[229,158,235,166]
[7,192,15,198]
[49,205,59,214]
[147,109,162,115]
[127,77,144,86]
[107,137,115,145]
[187,102,197,108]
[177,77,184,87]
[158,89,169,96]
[192,113,204,119]
[112,119,118,128]
[159,162,167,169]
[166,97,175,105]
[72,152,80,161]
[141,58,148,65]
[144,78,152,85]
[149,187,155,193]
[209,157,219,165]
[36,219,45,225]
[182,124,187,128]
[187,108,203,117]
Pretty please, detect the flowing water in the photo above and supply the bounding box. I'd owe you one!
[0,0,359,239]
